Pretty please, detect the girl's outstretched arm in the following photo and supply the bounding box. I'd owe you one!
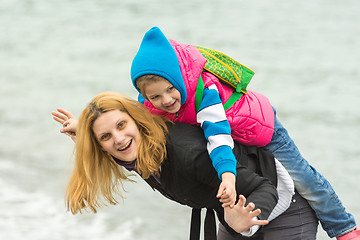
[51,108,78,142]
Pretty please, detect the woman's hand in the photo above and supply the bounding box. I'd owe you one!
[224,194,269,234]
[52,108,78,142]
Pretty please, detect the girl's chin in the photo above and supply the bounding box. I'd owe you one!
[167,109,178,114]
[165,105,180,113]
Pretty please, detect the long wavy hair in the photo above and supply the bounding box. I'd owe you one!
[66,92,169,214]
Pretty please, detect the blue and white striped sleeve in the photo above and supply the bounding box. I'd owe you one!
[196,84,237,179]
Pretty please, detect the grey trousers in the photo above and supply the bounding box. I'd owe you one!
[218,191,319,240]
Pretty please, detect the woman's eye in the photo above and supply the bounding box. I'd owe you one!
[100,133,110,141]
[168,86,174,91]
[118,121,125,129]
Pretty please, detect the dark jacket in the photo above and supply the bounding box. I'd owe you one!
[144,122,278,239]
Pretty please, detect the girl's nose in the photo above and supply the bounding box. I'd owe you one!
[162,94,172,105]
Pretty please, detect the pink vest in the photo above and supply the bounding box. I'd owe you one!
[143,40,274,147]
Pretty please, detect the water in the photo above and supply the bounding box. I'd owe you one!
[0,0,359,239]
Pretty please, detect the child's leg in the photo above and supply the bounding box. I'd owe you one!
[263,111,356,238]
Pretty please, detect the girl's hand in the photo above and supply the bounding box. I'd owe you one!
[217,172,237,208]
[51,108,78,142]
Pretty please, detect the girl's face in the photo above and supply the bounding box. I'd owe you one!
[143,78,181,114]
[92,110,140,162]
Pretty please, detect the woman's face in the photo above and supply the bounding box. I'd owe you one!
[92,109,140,162]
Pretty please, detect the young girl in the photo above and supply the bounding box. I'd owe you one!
[130,26,359,239]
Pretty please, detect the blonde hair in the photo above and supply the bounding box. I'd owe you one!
[66,92,168,214]
[135,74,168,98]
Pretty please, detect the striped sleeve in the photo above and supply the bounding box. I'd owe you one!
[196,84,237,179]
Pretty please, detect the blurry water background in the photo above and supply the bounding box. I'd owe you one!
[0,0,359,239]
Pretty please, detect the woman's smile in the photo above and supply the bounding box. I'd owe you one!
[117,139,132,151]
[92,110,140,162]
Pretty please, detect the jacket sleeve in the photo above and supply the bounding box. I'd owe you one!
[194,151,278,237]
[196,83,237,179]
[165,122,278,236]
[194,150,278,219]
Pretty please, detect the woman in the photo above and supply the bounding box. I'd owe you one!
[52,92,318,239]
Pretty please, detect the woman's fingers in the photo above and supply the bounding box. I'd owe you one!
[52,115,65,124]
[237,195,246,208]
[51,111,67,123]
[235,196,262,220]
[254,219,269,226]
[245,202,255,212]
[52,108,76,125]
[62,120,74,132]
[249,208,261,218]
[57,108,75,118]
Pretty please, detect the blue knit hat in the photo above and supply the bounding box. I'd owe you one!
[131,27,187,104]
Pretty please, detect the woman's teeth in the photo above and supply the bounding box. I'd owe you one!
[118,139,132,151]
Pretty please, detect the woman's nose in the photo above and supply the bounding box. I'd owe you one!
[113,132,125,144]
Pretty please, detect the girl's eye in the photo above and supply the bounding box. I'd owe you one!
[168,86,174,91]
[150,95,159,100]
